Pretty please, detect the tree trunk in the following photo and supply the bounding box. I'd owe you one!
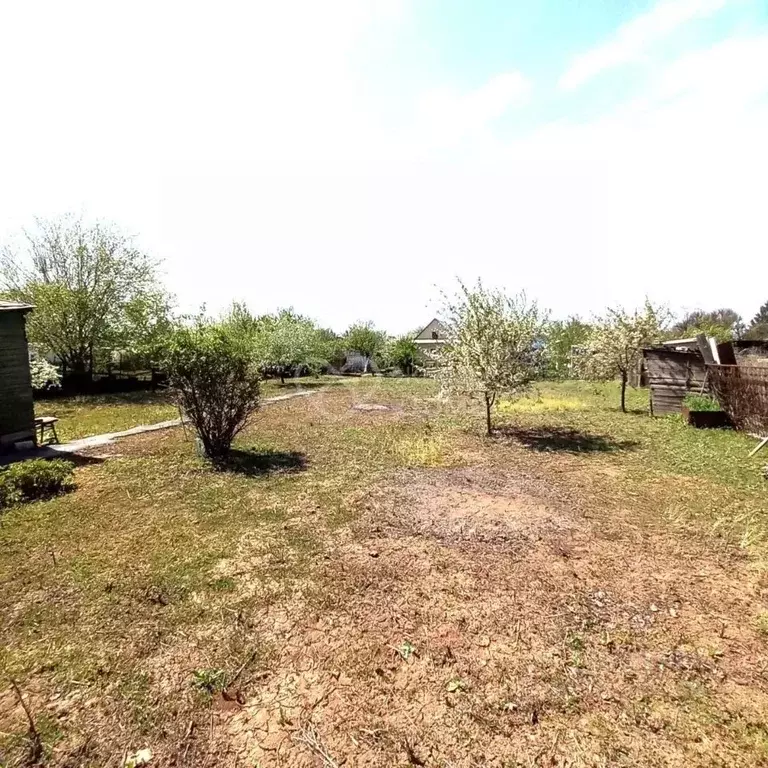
[66,355,93,393]
[620,370,627,413]
[484,392,493,436]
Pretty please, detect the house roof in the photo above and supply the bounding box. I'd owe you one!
[0,300,34,313]
[413,318,448,342]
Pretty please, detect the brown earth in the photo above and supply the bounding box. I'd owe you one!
[216,468,768,768]
[3,383,768,768]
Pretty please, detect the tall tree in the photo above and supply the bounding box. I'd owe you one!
[745,301,768,340]
[385,335,422,376]
[255,309,327,382]
[437,280,545,436]
[344,322,387,373]
[751,301,768,327]
[1,215,171,382]
[583,301,668,413]
[673,308,743,342]
[542,317,592,380]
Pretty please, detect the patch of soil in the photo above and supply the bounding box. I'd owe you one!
[220,467,768,768]
[361,467,581,549]
[350,403,400,412]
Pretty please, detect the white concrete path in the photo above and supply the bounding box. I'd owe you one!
[16,389,318,461]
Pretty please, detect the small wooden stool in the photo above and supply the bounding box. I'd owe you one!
[35,416,60,445]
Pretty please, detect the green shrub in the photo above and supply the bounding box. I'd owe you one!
[0,459,75,509]
[683,394,722,412]
[164,321,261,460]
[386,336,423,376]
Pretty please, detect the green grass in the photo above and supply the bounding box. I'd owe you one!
[33,377,339,442]
[499,381,767,546]
[501,381,764,488]
[683,393,723,412]
[34,392,178,442]
[4,377,768,766]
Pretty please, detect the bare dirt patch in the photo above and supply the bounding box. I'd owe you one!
[350,403,401,413]
[361,467,580,549]
[220,467,768,768]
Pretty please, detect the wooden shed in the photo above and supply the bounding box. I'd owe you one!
[0,301,36,450]
[643,347,708,415]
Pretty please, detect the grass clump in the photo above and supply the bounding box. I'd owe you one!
[191,667,227,695]
[0,459,75,510]
[395,434,446,467]
[683,394,722,412]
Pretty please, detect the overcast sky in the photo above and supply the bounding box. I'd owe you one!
[1,0,766,333]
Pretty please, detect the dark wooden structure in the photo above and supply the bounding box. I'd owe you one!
[708,364,768,436]
[643,347,709,415]
[0,301,36,450]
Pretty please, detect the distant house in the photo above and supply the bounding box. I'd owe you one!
[413,318,448,355]
[0,301,36,450]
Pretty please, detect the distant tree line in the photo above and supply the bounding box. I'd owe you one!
[2,214,767,444]
[0,216,431,390]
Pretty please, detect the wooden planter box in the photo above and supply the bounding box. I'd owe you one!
[681,406,732,429]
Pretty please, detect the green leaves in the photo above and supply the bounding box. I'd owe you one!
[542,317,591,379]
[673,308,743,342]
[386,336,422,375]
[1,215,173,376]
[0,459,75,510]
[395,640,417,660]
[164,320,261,460]
[191,667,227,694]
[344,322,387,369]
[221,305,334,378]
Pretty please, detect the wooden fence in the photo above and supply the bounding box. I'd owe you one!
[708,365,768,436]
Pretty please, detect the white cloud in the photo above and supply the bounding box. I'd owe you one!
[560,0,729,89]
[0,0,405,177]
[654,34,768,103]
[499,34,768,318]
[0,2,765,330]
[415,72,531,148]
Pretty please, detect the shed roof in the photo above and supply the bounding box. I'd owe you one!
[0,300,34,313]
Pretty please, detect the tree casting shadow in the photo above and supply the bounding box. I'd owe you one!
[495,426,639,454]
[0,451,105,468]
[217,448,308,476]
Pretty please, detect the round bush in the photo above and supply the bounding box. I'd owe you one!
[0,459,75,510]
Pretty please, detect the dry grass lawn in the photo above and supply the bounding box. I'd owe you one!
[33,379,321,442]
[3,378,768,767]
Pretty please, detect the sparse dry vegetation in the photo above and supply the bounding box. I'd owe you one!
[2,378,768,767]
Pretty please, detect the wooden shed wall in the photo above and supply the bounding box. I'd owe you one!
[0,311,35,444]
[643,349,708,415]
